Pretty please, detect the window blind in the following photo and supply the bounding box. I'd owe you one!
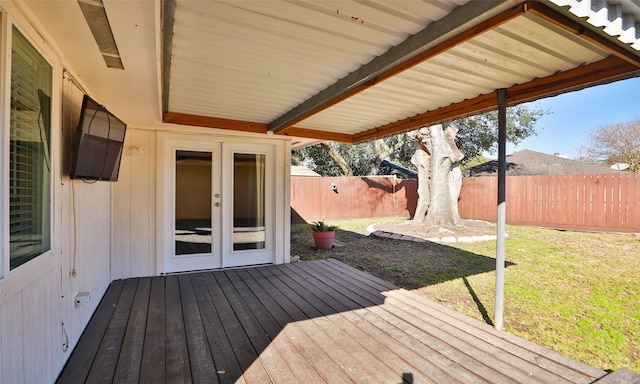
[9,27,52,269]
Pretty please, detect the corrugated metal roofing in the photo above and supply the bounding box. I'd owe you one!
[550,0,640,50]
[168,0,470,123]
[163,0,640,142]
[299,12,611,134]
[20,0,640,143]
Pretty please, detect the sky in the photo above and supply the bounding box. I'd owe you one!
[503,76,640,159]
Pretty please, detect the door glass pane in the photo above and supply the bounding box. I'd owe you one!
[175,151,212,255]
[233,153,265,251]
[9,27,53,269]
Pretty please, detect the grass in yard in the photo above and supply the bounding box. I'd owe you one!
[290,219,640,372]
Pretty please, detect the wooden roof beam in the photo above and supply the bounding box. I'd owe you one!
[277,127,354,143]
[163,112,267,134]
[267,0,527,134]
[161,112,352,142]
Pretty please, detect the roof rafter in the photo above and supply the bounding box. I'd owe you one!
[268,0,527,134]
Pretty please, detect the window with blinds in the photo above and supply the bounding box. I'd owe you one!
[9,27,52,269]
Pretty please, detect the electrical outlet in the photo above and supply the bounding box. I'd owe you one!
[74,292,91,307]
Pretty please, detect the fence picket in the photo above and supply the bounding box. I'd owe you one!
[291,174,639,232]
[628,174,636,228]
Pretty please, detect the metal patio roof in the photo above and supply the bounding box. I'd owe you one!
[22,0,640,148]
[161,0,640,146]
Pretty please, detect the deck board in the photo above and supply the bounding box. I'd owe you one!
[267,267,400,383]
[190,273,245,384]
[203,272,272,383]
[139,277,165,384]
[57,259,615,383]
[113,277,150,384]
[56,279,125,384]
[178,274,217,383]
[164,275,191,383]
[386,290,580,382]
[214,270,297,383]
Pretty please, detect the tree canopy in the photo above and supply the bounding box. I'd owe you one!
[292,142,375,176]
[454,103,545,162]
[576,117,640,172]
[293,103,546,176]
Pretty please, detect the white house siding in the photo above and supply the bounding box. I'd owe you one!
[0,257,60,383]
[110,127,292,279]
[111,128,157,279]
[0,3,113,382]
[59,65,114,356]
[59,180,112,351]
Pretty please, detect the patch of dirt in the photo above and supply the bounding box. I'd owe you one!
[290,219,499,290]
[373,219,496,239]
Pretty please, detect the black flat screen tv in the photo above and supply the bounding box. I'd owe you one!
[70,95,127,181]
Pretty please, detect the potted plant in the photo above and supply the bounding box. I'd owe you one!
[311,221,337,250]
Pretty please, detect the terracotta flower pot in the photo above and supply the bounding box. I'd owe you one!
[312,231,335,250]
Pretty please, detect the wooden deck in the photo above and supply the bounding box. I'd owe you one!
[57,259,614,384]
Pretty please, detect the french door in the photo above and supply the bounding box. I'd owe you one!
[158,134,274,273]
[222,142,274,268]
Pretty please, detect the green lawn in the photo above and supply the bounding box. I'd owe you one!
[291,219,640,372]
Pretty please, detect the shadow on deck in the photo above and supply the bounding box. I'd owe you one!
[57,259,616,383]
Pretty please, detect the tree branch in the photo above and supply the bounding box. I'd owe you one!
[320,142,353,176]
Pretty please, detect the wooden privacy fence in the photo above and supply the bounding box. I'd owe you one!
[291,173,640,233]
[458,173,640,233]
[290,176,417,222]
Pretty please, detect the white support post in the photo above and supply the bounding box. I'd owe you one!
[495,88,507,331]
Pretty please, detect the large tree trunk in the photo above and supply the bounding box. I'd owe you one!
[411,124,464,227]
[411,147,430,222]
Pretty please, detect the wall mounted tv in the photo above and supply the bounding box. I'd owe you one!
[70,94,127,181]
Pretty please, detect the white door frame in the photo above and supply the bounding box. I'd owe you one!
[156,133,280,274]
[157,133,222,273]
[221,142,275,268]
